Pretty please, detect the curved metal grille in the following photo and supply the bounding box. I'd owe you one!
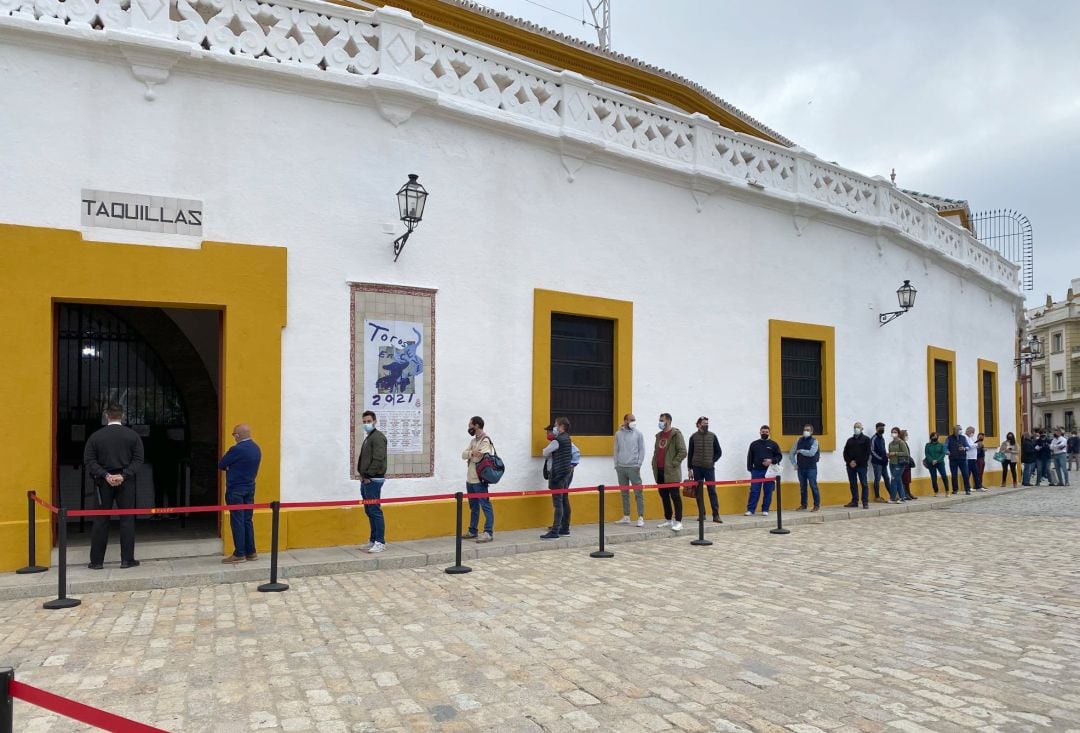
[972,209,1034,291]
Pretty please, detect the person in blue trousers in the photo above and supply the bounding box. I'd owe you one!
[461,416,495,543]
[790,423,820,511]
[746,425,781,516]
[357,411,388,553]
[218,423,262,564]
[946,425,971,494]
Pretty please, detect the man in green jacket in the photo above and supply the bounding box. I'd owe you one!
[924,432,947,494]
[357,410,388,553]
[652,413,688,531]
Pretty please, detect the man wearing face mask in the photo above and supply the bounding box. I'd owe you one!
[688,417,723,523]
[869,422,890,504]
[945,424,971,495]
[540,417,573,540]
[461,416,494,543]
[356,410,388,552]
[789,423,820,512]
[613,413,646,527]
[842,422,871,508]
[652,413,687,531]
[745,425,782,516]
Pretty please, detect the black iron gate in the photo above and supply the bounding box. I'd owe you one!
[55,303,191,529]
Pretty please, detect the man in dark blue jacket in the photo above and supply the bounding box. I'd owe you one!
[945,425,971,494]
[745,425,782,516]
[870,422,890,503]
[219,423,262,563]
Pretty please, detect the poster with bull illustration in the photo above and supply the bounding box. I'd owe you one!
[363,319,424,453]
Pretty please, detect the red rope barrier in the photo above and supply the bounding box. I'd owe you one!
[30,493,59,514]
[10,679,166,732]
[56,477,780,518]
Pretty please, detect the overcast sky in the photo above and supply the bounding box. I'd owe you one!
[475,0,1080,303]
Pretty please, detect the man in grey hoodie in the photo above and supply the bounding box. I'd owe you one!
[613,413,646,527]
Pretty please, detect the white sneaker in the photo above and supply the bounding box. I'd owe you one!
[657,520,671,528]
[616,516,631,524]
[636,517,645,527]
[762,511,769,517]
[744,511,754,516]
[368,542,386,553]
[359,542,374,551]
[671,521,683,531]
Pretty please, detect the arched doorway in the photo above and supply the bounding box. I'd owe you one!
[55,302,221,544]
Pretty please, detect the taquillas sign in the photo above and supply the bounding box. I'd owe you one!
[81,189,203,236]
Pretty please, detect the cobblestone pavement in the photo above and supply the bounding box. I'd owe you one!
[2,487,1079,732]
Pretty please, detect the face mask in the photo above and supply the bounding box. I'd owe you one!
[658,422,666,431]
[628,421,637,430]
[760,433,769,440]
[854,427,862,435]
[552,426,560,436]
[891,433,899,439]
[468,427,476,436]
[803,430,811,438]
[876,428,884,434]
[363,423,374,433]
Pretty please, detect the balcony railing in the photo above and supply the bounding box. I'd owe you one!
[0,0,1022,294]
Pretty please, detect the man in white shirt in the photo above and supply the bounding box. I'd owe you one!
[1050,429,1070,486]
[964,426,979,490]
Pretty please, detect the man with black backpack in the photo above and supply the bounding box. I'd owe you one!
[461,416,495,543]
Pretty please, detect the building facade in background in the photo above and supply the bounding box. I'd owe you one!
[0,0,1024,569]
[1027,280,1080,432]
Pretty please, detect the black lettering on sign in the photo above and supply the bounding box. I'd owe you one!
[96,202,109,217]
[82,199,95,215]
[110,203,124,218]
[187,210,202,226]
[175,210,188,224]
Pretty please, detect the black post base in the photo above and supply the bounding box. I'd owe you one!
[257,582,290,592]
[589,550,614,558]
[16,565,48,575]
[43,597,80,610]
[769,527,791,535]
[444,565,472,574]
[690,538,713,546]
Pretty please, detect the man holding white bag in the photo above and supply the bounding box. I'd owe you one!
[745,425,782,516]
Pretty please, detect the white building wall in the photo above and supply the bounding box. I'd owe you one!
[0,37,1021,501]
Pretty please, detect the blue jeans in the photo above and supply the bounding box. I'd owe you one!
[927,461,948,493]
[1053,453,1070,485]
[949,458,970,493]
[466,481,494,534]
[747,469,775,513]
[1022,461,1034,484]
[888,464,906,501]
[871,462,889,498]
[797,467,820,507]
[846,464,868,504]
[226,488,256,557]
[549,473,571,532]
[361,478,386,544]
[1035,458,1051,485]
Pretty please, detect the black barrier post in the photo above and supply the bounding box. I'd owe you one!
[43,509,80,609]
[16,491,47,574]
[770,478,790,535]
[257,502,289,592]
[590,485,614,558]
[445,492,472,574]
[1,666,12,733]
[691,480,713,546]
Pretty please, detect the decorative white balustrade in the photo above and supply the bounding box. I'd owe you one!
[0,0,1020,292]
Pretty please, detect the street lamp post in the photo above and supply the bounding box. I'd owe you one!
[1015,333,1042,434]
[879,280,917,326]
[392,174,428,262]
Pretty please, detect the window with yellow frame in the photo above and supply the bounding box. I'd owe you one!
[768,320,836,452]
[926,346,957,437]
[977,358,999,444]
[532,289,632,456]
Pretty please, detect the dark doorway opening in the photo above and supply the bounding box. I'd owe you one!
[54,303,221,545]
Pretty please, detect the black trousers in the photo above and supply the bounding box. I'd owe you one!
[656,469,683,521]
[90,479,136,565]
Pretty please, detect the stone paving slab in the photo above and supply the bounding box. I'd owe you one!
[0,487,1024,602]
[0,484,1076,732]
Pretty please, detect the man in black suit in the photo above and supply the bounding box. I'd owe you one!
[84,404,145,569]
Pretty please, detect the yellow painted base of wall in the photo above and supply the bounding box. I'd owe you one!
[278,477,944,549]
[0,519,52,570]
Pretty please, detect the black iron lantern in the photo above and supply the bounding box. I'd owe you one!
[393,174,428,261]
[879,280,917,326]
[1028,333,1042,358]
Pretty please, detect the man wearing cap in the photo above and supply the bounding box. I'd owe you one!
[687,416,723,523]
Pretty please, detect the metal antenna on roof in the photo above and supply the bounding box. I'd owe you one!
[585,0,610,50]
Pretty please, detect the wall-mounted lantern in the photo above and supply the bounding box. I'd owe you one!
[392,174,428,262]
[879,280,917,326]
